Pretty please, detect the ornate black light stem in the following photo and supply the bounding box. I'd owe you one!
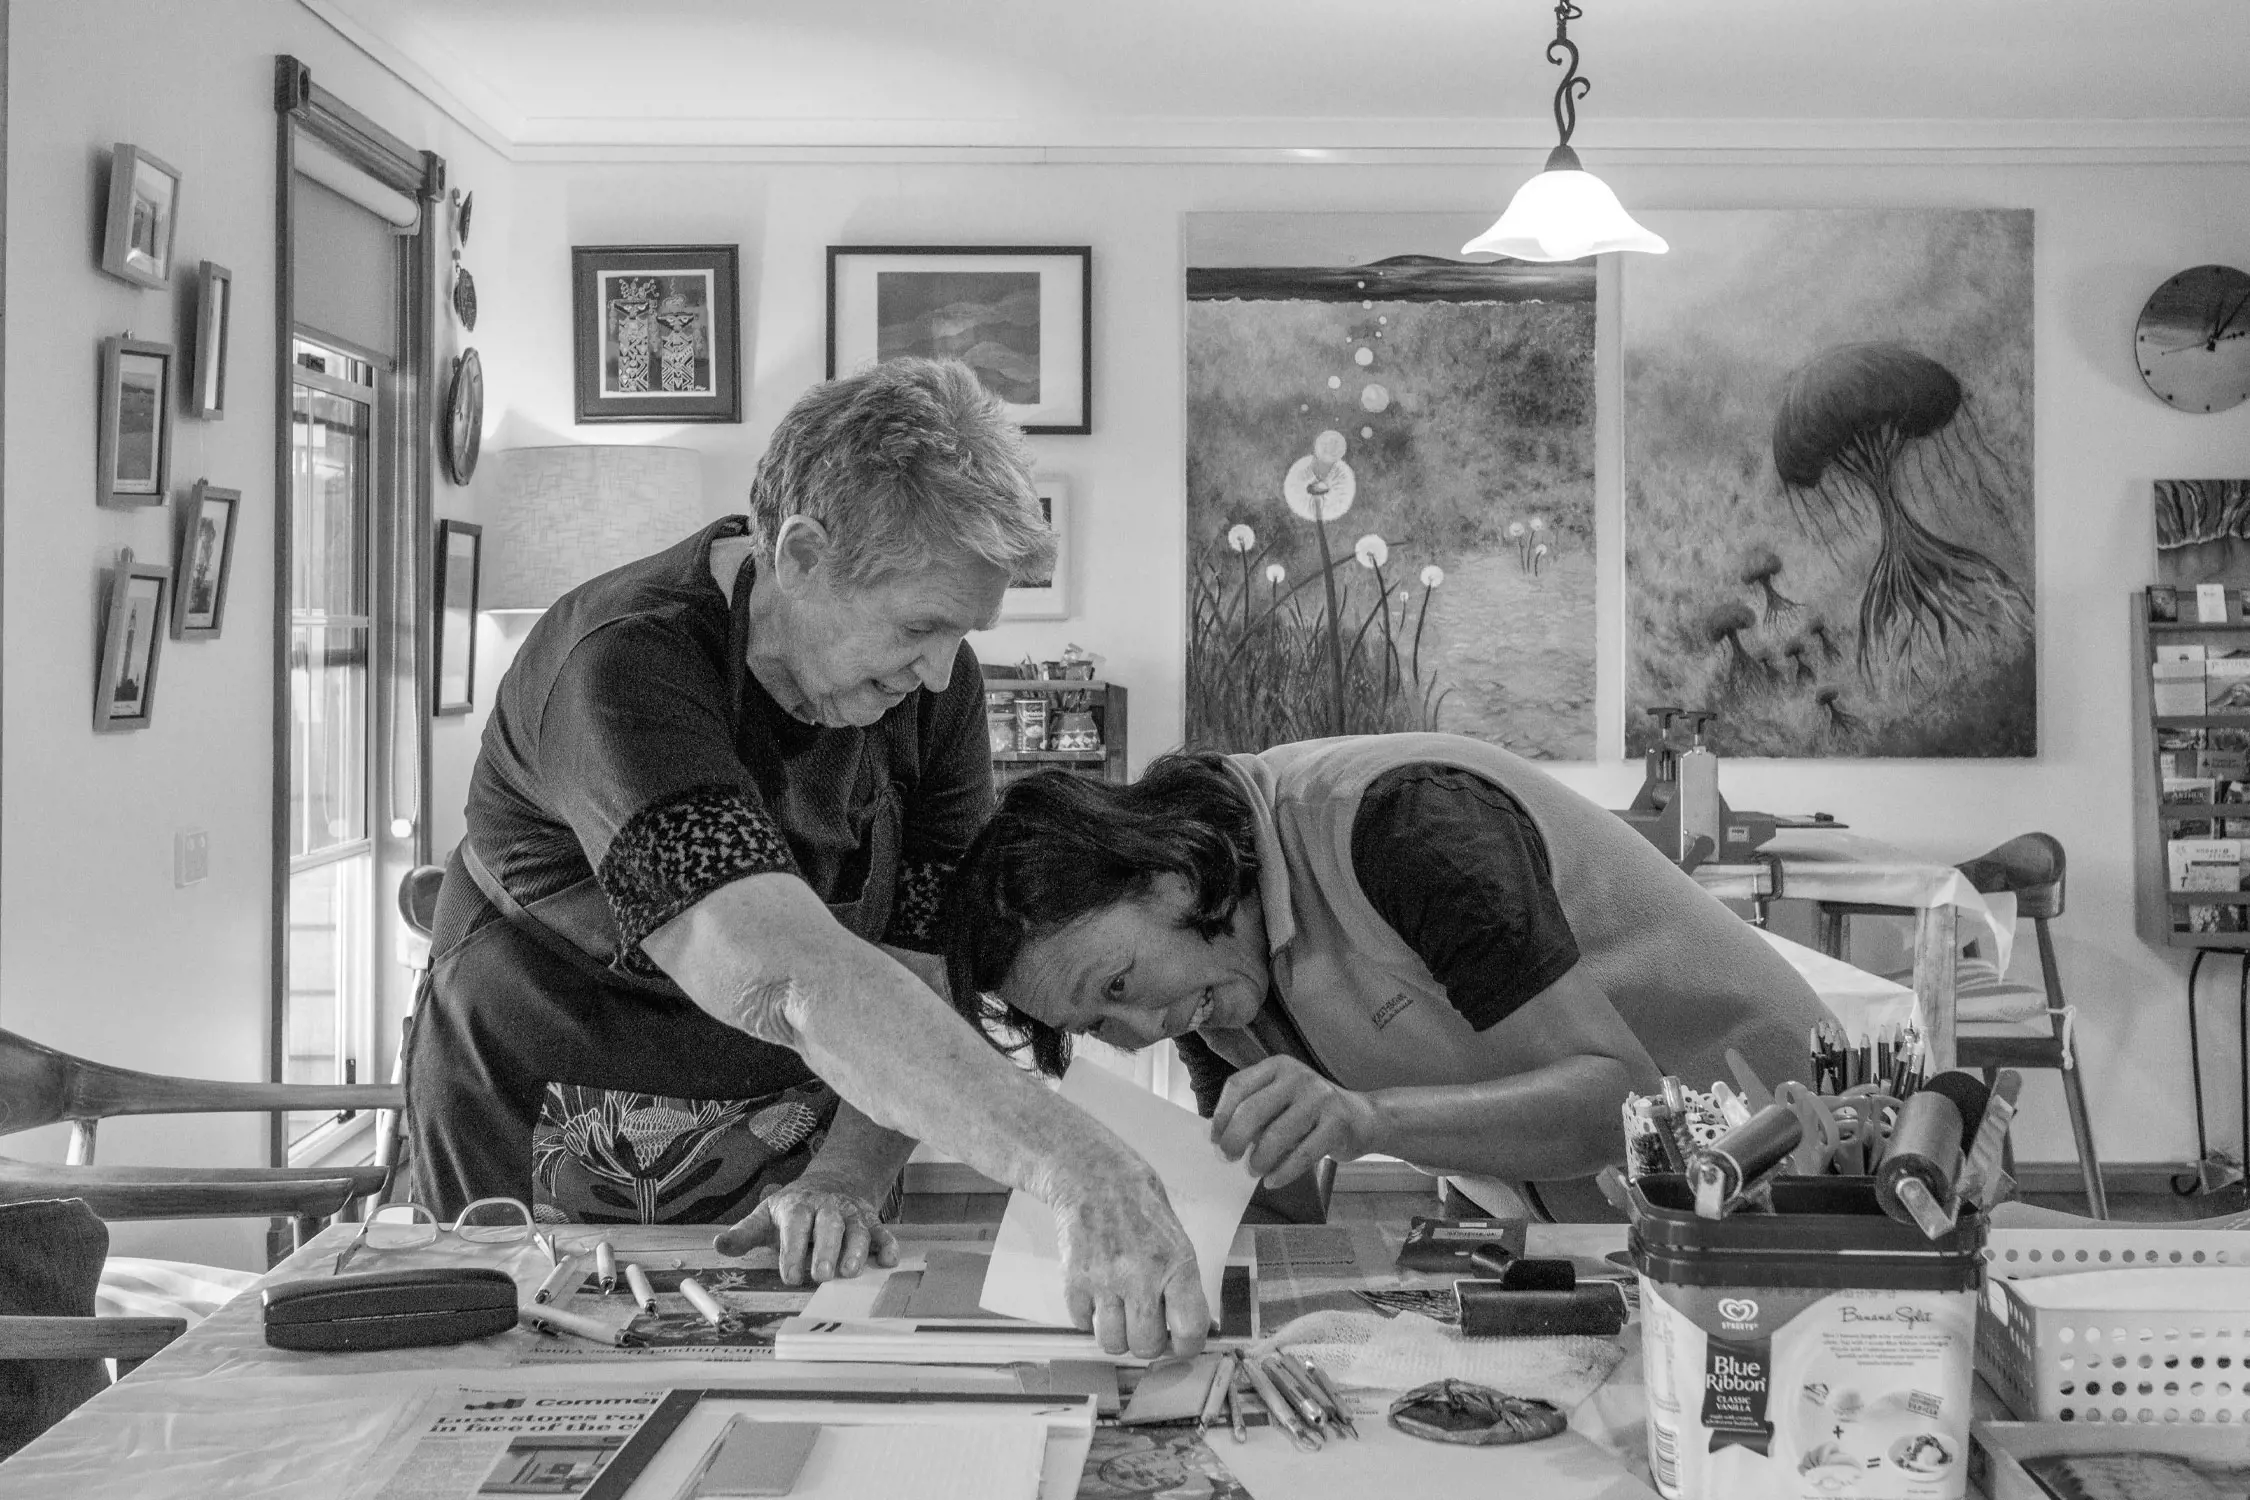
[1545,2,1592,171]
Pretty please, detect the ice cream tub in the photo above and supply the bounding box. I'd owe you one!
[1631,1175,1987,1500]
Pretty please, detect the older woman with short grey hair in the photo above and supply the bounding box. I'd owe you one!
[408,358,1212,1358]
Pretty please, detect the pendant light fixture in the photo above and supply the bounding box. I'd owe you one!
[1461,2,1665,262]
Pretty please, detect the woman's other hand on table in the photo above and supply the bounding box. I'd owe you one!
[712,1175,900,1285]
[1210,1055,1379,1186]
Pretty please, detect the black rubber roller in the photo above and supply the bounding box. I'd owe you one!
[1875,1071,1988,1225]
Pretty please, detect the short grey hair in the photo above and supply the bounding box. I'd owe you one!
[746,358,1057,589]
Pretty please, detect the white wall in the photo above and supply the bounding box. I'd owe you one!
[2,0,512,1268]
[459,153,2250,1174]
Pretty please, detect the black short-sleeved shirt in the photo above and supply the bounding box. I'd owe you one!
[438,517,994,981]
[1175,762,1581,1114]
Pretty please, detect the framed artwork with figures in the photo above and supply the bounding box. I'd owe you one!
[571,245,740,424]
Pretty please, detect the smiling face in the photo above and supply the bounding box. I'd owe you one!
[750,521,1009,728]
[999,872,1272,1052]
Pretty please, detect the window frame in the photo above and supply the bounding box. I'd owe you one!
[272,58,445,1172]
[281,333,384,1158]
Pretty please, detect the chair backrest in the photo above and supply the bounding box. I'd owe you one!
[1956,832,2065,922]
[0,1028,398,1140]
[398,864,444,940]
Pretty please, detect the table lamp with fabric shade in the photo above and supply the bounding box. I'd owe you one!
[484,446,705,613]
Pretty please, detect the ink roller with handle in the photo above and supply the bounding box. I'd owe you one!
[1456,1257,1629,1338]
[1874,1071,1989,1239]
[1687,1102,1804,1220]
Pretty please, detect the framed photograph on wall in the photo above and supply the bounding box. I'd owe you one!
[433,519,483,715]
[191,262,232,419]
[571,244,741,423]
[99,143,182,289]
[98,335,174,508]
[170,481,239,639]
[827,246,1091,434]
[94,548,170,732]
[1003,476,1071,620]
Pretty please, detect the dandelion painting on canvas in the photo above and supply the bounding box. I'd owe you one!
[1184,214,1597,759]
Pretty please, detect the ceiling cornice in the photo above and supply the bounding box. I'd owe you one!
[302,0,2250,168]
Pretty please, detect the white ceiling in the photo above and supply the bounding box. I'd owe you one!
[304,0,2250,158]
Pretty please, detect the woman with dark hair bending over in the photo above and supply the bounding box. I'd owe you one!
[944,733,1837,1221]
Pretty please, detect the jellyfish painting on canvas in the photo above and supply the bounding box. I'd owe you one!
[1771,341,2028,679]
[1624,209,2034,758]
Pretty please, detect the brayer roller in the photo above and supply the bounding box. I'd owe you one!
[1875,1071,1989,1236]
[1687,1102,1803,1219]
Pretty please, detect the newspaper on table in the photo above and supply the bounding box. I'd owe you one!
[352,1387,668,1500]
[348,1382,1089,1500]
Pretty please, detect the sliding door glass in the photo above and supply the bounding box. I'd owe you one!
[285,337,379,1150]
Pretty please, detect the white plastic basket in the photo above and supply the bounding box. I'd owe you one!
[1977,1226,2250,1426]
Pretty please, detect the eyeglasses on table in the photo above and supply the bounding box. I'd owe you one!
[333,1197,557,1275]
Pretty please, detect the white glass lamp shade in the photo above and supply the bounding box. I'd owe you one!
[1461,166,1667,262]
[486,446,705,611]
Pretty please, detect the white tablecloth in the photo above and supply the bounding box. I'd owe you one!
[2,1223,1658,1500]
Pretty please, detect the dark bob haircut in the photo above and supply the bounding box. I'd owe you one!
[941,752,1260,1076]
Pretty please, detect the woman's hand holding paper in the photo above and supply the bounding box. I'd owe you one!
[1053,1165,1210,1359]
[1211,1055,1380,1186]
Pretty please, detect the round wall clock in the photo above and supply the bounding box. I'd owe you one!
[443,348,483,485]
[2135,263,2250,413]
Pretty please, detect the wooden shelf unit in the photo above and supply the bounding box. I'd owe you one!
[2132,596,2250,950]
[981,670,1128,788]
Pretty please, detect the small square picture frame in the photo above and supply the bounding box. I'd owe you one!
[827,246,1092,434]
[1002,476,1072,620]
[170,481,240,639]
[433,519,483,716]
[100,143,182,289]
[191,262,232,419]
[94,548,170,732]
[2149,584,2182,624]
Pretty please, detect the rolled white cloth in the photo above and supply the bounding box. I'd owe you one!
[1250,1309,1624,1411]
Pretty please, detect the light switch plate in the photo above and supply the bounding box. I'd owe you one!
[175,828,209,887]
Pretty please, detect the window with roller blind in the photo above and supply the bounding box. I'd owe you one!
[273,62,442,1168]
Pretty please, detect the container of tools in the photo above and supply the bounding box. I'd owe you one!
[1631,1174,1988,1500]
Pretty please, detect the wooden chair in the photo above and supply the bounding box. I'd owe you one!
[0,1029,402,1451]
[0,1026,400,1234]
[1818,832,2105,1219]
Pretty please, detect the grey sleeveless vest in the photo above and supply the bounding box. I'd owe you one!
[1196,734,1834,1219]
